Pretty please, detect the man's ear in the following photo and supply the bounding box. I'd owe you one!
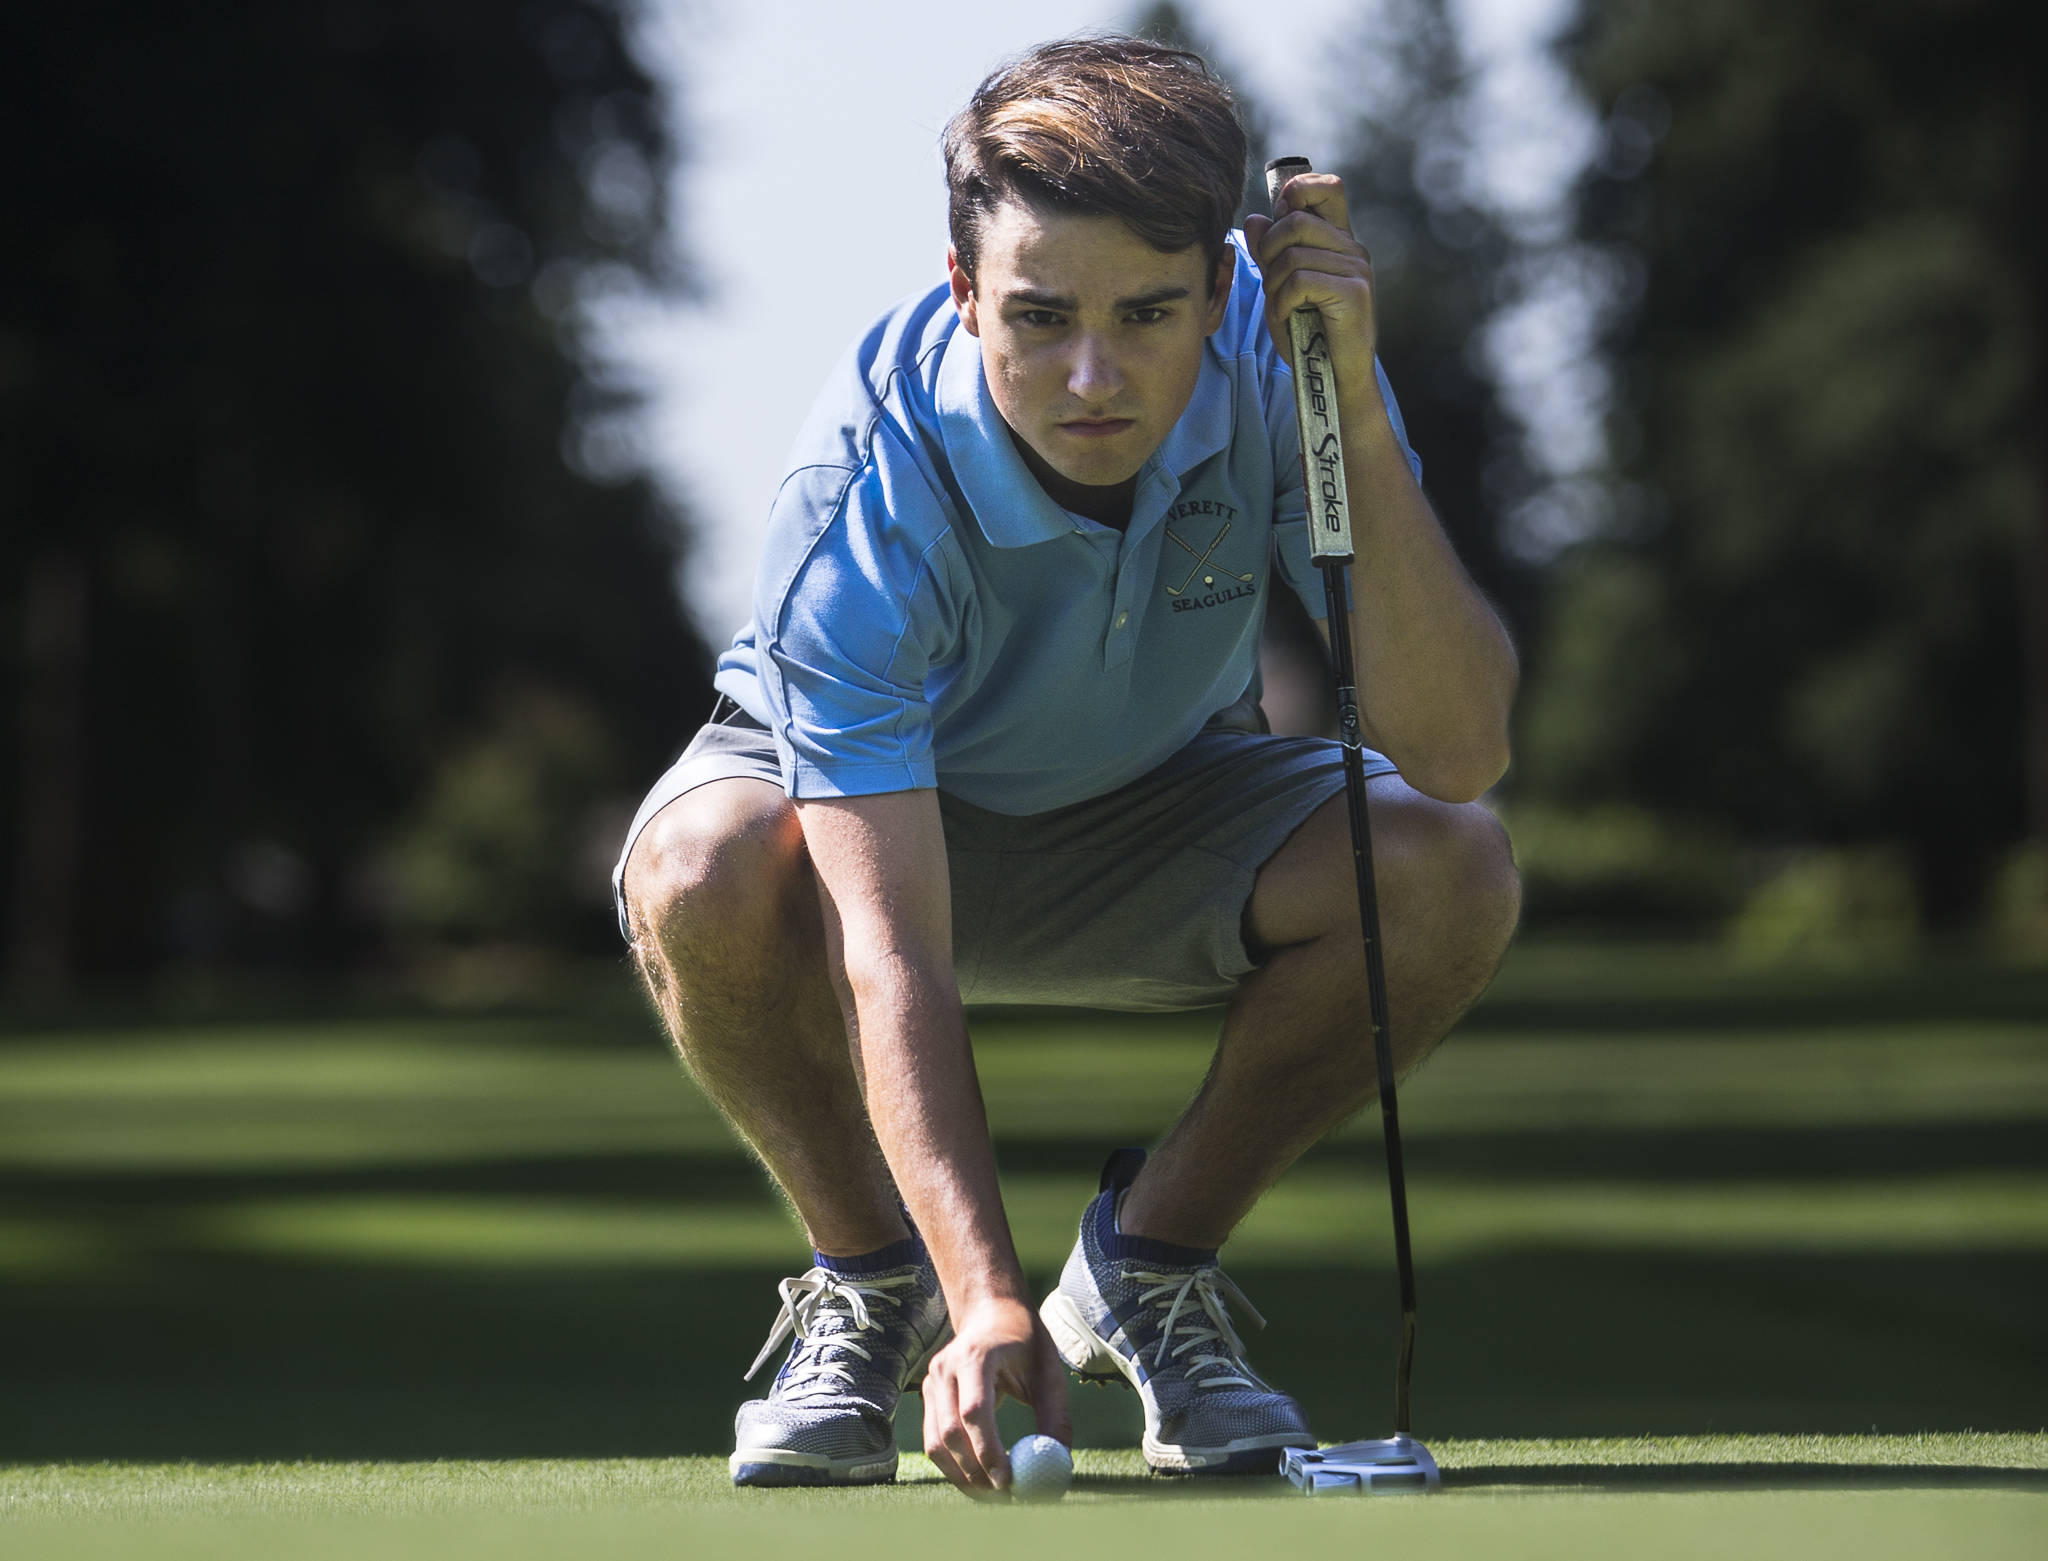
[948,247,980,337]
[1204,250,1234,335]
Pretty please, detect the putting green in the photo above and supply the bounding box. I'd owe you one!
[2,1440,2043,1560]
[1,945,2041,1534]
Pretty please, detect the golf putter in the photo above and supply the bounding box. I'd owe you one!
[1264,156,1441,1497]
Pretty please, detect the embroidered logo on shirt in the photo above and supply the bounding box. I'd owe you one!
[1165,505,1257,613]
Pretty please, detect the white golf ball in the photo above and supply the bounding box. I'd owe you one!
[1007,1433,1074,1503]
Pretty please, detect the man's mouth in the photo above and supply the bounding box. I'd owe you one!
[1059,417,1136,439]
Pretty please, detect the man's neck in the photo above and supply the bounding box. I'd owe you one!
[1010,429,1135,531]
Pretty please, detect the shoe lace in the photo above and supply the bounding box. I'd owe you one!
[1127,1265,1268,1391]
[742,1267,920,1399]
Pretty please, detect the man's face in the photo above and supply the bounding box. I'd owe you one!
[951,199,1232,507]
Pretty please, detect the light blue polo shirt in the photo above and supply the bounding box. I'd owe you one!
[712,233,1423,817]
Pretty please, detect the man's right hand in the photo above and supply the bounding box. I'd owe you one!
[920,1294,1074,1498]
[796,789,1070,1496]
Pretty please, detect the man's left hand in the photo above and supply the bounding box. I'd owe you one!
[1243,171,1380,394]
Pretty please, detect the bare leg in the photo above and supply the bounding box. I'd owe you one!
[622,777,908,1257]
[1118,778,1520,1247]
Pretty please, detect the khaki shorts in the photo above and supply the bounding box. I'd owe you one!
[612,708,1395,1012]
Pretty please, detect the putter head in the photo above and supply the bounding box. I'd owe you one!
[1280,1435,1441,1495]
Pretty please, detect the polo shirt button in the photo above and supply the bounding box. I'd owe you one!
[1114,611,1129,630]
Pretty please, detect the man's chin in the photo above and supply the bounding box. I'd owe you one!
[1036,445,1150,493]
[1008,424,1154,505]
[1053,465,1143,494]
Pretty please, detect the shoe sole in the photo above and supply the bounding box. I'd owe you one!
[1041,1291,1315,1475]
[729,1319,954,1488]
[730,1451,898,1486]
[1042,1289,1137,1387]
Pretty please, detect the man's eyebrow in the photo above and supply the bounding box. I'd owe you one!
[1002,284,1194,312]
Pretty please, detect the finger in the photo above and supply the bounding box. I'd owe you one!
[1263,208,1365,264]
[926,1437,973,1495]
[929,1358,1000,1496]
[1259,227,1372,298]
[922,1362,976,1494]
[941,1424,998,1497]
[1262,258,1374,326]
[1258,236,1370,322]
[942,1397,1001,1494]
[959,1364,1010,1493]
[1272,169,1352,234]
[1031,1337,1074,1446]
[1248,213,1365,297]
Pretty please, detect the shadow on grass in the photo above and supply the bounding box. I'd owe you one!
[6,947,2042,1046]
[1062,1464,2048,1497]
[1068,1473,1298,1499]
[1462,952,2048,1033]
[976,958,2048,1034]
[2,1247,2042,1463]
[4,1110,2044,1214]
[1442,1463,2048,1493]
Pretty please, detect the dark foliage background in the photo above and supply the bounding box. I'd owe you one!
[3,1,711,994]
[6,0,2043,997]
[1518,0,2043,931]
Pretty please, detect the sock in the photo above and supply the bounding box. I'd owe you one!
[1099,1184,1218,1268]
[812,1231,927,1276]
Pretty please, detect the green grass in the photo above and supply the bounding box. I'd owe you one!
[7,1436,2043,1518]
[2,1442,2044,1560]
[1,943,2043,1551]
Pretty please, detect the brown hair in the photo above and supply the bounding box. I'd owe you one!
[943,36,1247,291]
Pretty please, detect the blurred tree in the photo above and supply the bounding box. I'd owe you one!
[1318,0,1539,639]
[1134,0,1534,734]
[2,0,711,991]
[1521,0,2040,928]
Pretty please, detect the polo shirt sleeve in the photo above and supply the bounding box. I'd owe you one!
[754,453,956,799]
[1267,360,1426,621]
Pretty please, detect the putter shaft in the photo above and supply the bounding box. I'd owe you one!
[1321,560,1417,1435]
[1269,153,1422,1441]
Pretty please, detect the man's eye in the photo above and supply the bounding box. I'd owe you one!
[1129,307,1170,325]
[1018,310,1063,327]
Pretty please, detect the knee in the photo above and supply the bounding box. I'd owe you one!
[622,786,813,965]
[1444,802,1522,953]
[1393,796,1522,957]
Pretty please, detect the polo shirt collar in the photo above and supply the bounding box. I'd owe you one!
[936,326,1070,548]
[1151,344,1233,483]
[937,326,1234,549]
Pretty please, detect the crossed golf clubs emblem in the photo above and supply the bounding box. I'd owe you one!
[1166,521,1256,597]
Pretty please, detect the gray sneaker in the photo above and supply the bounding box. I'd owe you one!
[730,1243,951,1487]
[1040,1150,1314,1474]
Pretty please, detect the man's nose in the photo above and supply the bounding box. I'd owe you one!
[1067,333,1124,404]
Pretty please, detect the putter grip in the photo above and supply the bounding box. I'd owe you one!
[1264,157,1354,563]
